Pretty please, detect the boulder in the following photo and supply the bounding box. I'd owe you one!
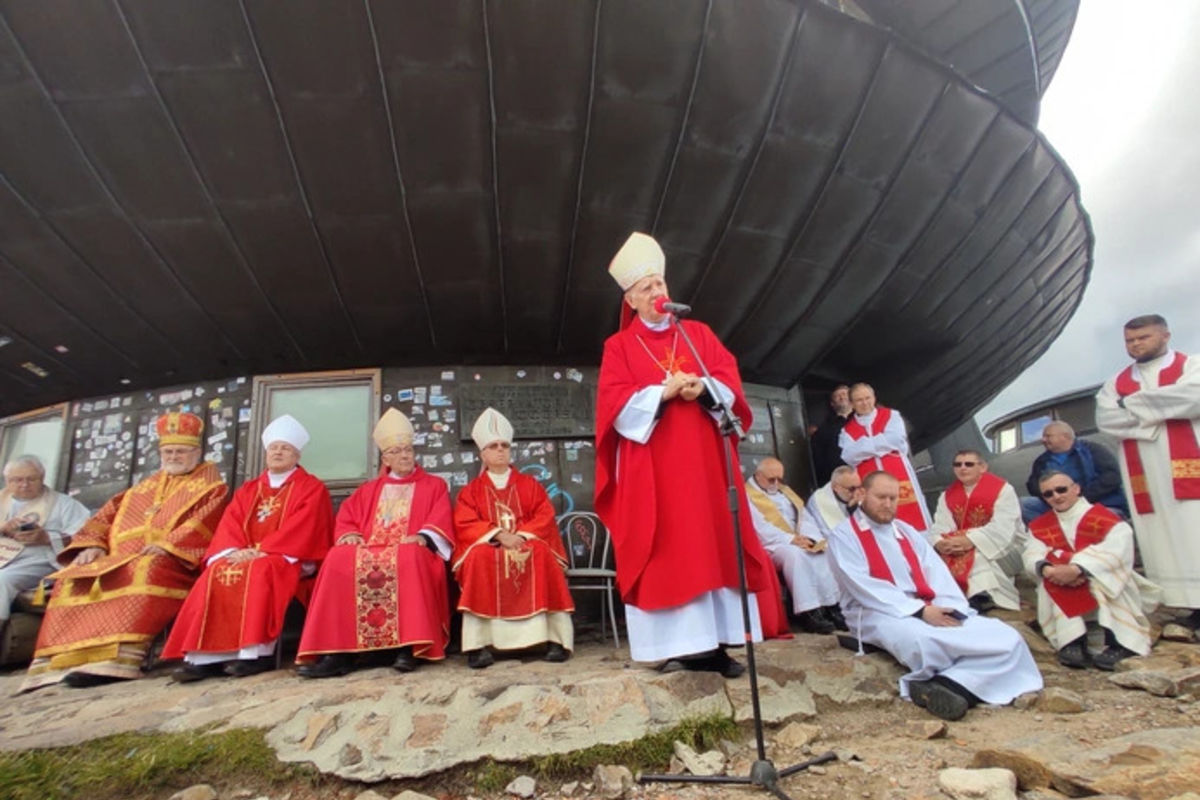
[505,775,536,798]
[592,764,634,799]
[672,740,726,776]
[1037,687,1086,714]
[936,767,1017,800]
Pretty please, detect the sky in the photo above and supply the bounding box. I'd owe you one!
[975,0,1200,427]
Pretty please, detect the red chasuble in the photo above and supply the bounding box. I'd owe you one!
[938,472,1006,593]
[297,466,453,661]
[453,468,574,620]
[595,316,770,610]
[1115,352,1200,513]
[1029,504,1121,618]
[842,407,926,531]
[162,467,332,659]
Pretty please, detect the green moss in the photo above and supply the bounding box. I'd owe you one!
[0,727,322,800]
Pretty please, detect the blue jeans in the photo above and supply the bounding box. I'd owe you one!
[1021,495,1050,524]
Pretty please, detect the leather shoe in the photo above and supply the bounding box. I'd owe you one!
[709,648,745,679]
[968,593,997,614]
[909,679,968,721]
[392,647,418,673]
[824,605,849,632]
[658,658,687,673]
[1057,638,1090,669]
[1093,644,1137,671]
[225,656,275,678]
[172,662,226,683]
[62,671,120,688]
[296,653,354,679]
[467,648,494,669]
[795,608,836,635]
[544,642,569,663]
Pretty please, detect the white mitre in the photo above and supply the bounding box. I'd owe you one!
[261,414,310,451]
[608,232,665,291]
[471,407,514,450]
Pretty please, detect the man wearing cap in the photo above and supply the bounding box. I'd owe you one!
[21,412,228,691]
[296,408,454,677]
[163,415,333,681]
[453,407,574,669]
[595,232,772,677]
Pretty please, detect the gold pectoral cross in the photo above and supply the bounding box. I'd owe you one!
[256,495,280,523]
[496,501,517,535]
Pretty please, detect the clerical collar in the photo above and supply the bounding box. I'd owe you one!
[1054,499,1090,524]
[639,315,671,332]
[1129,348,1177,383]
[486,469,511,489]
[854,409,877,426]
[267,467,297,488]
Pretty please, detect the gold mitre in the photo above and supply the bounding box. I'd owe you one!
[373,408,414,450]
[471,406,514,450]
[608,232,665,291]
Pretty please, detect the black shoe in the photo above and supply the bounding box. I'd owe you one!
[467,648,494,669]
[1057,637,1090,669]
[172,662,227,683]
[1093,644,1138,671]
[968,593,997,614]
[824,605,849,632]
[225,656,275,678]
[392,647,418,673]
[296,653,354,679]
[795,608,836,635]
[909,679,969,721]
[709,649,746,679]
[62,671,121,688]
[658,658,687,673]
[544,642,569,663]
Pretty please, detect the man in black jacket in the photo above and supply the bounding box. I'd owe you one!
[810,385,853,485]
[1021,421,1128,523]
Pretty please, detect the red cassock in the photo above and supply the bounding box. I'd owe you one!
[162,467,332,659]
[452,468,574,620]
[297,466,453,661]
[595,316,770,611]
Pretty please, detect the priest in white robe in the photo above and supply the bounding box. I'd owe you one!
[928,450,1024,613]
[826,471,1043,721]
[1096,314,1200,624]
[838,384,932,531]
[799,466,863,542]
[1023,470,1159,670]
[745,458,843,633]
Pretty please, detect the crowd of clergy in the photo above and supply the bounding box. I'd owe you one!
[2,231,1196,724]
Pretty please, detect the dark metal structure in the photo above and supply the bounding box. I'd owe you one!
[0,0,1089,447]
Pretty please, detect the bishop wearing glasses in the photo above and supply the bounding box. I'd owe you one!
[927,450,1025,614]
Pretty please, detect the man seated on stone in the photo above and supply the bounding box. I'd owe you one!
[1021,421,1128,523]
[927,450,1024,614]
[21,412,228,691]
[164,414,333,681]
[297,408,454,677]
[745,457,844,634]
[453,407,574,669]
[2,455,91,638]
[800,465,863,541]
[826,471,1043,721]
[1023,470,1159,671]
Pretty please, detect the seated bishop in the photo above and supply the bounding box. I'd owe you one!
[297,408,454,677]
[163,414,333,681]
[453,408,574,669]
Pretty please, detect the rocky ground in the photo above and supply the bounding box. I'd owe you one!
[4,609,1200,800]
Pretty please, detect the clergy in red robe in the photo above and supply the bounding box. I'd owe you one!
[595,232,772,678]
[21,413,228,692]
[164,414,332,681]
[297,408,454,677]
[453,407,574,669]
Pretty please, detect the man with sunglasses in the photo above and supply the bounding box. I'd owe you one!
[1023,471,1159,670]
[928,450,1024,614]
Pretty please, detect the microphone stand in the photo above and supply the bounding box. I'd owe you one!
[637,310,836,800]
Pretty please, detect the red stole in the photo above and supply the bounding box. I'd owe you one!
[849,514,935,603]
[1029,504,1120,618]
[1115,352,1200,513]
[940,473,1005,593]
[843,407,924,530]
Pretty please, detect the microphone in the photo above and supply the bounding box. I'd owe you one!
[653,296,692,316]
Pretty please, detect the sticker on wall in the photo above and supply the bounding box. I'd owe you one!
[566,369,584,383]
[452,471,469,487]
[422,455,439,469]
[441,370,455,380]
[414,387,427,404]
[238,408,252,424]
[397,388,414,402]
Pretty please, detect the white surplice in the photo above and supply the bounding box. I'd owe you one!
[826,510,1043,704]
[838,409,932,530]
[1021,500,1160,654]
[799,483,852,541]
[928,481,1025,610]
[1096,349,1200,607]
[745,480,839,613]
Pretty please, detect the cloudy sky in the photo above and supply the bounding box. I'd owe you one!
[975,0,1200,426]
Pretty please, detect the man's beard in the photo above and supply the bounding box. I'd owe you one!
[1136,348,1168,363]
[861,507,894,524]
[162,462,197,476]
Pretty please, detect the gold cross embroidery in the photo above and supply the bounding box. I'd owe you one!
[216,564,244,587]
[496,501,517,535]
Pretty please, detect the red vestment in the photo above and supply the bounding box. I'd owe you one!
[1029,504,1120,618]
[162,467,332,659]
[595,316,770,610]
[938,473,1006,593]
[297,466,453,661]
[452,468,574,619]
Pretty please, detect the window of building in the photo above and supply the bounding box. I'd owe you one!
[249,371,380,490]
[1019,414,1053,447]
[995,426,1018,453]
[0,405,68,488]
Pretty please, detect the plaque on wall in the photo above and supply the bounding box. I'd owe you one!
[459,383,594,440]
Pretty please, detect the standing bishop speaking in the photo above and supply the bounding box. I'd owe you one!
[164,414,332,681]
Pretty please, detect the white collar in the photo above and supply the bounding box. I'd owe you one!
[1129,348,1177,384]
[267,467,297,489]
[640,315,671,332]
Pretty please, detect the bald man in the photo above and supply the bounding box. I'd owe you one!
[1021,422,1127,523]
[745,458,844,634]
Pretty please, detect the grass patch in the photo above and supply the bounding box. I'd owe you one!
[0,726,323,800]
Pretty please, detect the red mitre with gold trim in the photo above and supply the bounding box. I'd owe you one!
[156,411,204,447]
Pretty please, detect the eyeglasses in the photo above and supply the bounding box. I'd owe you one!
[760,476,783,484]
[952,461,978,468]
[1040,485,1072,498]
[382,447,414,457]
